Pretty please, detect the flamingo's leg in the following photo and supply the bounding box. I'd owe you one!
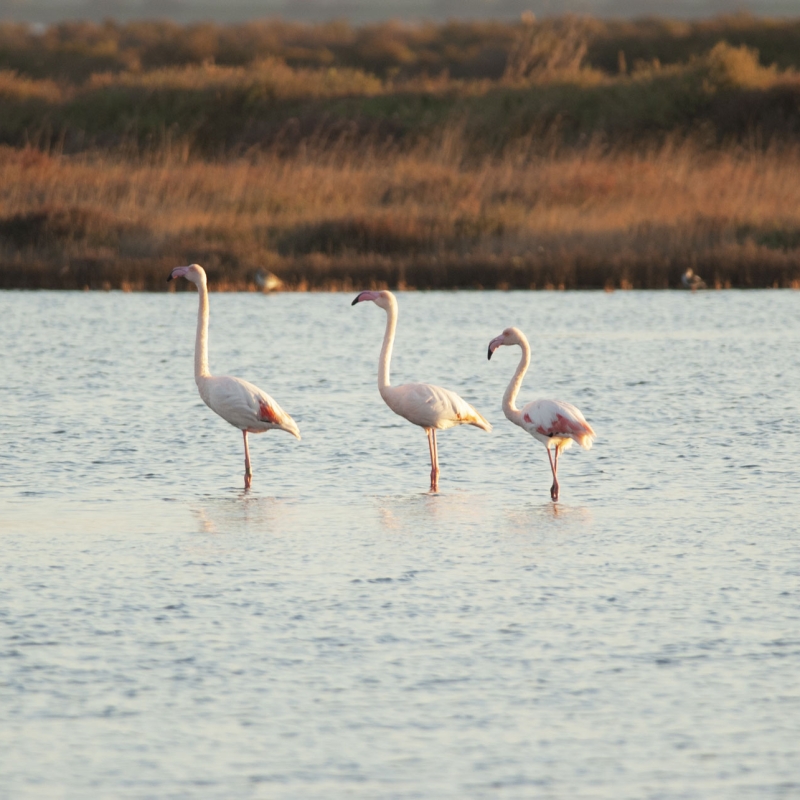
[426,427,433,481]
[426,428,438,492]
[432,428,440,492]
[547,445,559,502]
[243,430,252,490]
[553,445,561,500]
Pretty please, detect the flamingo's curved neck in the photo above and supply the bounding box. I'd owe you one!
[503,336,530,424]
[378,296,398,394]
[194,279,211,379]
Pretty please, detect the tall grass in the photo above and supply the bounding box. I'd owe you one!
[1,16,799,290]
[1,138,799,290]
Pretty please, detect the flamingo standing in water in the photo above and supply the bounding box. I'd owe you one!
[168,264,300,489]
[488,327,595,501]
[352,290,491,492]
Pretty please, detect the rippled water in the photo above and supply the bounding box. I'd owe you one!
[1,289,799,798]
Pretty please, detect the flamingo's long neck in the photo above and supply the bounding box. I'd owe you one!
[378,296,398,394]
[503,336,530,425]
[194,278,211,379]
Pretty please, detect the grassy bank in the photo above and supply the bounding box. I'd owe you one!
[2,17,800,155]
[2,141,799,290]
[3,16,800,82]
[1,16,800,289]
[2,42,800,157]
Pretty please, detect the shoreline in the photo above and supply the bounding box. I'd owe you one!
[0,261,800,294]
[3,145,800,294]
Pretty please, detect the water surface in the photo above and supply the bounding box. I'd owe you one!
[1,290,799,798]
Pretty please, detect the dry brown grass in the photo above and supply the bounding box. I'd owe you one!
[86,58,384,98]
[3,17,799,290]
[1,138,800,290]
[0,70,63,102]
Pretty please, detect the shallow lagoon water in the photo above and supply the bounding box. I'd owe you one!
[1,289,799,798]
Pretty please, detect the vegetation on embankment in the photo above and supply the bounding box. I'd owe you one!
[3,15,800,82]
[1,17,800,154]
[2,140,799,291]
[1,15,800,289]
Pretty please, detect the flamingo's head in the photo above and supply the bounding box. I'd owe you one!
[487,327,524,359]
[168,264,207,286]
[351,289,395,310]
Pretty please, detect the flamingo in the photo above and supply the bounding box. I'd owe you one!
[352,290,491,492]
[488,327,595,501]
[168,264,300,489]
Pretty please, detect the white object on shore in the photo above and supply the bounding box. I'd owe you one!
[255,270,284,292]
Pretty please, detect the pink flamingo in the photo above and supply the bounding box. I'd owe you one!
[169,264,300,489]
[352,290,491,492]
[488,327,595,501]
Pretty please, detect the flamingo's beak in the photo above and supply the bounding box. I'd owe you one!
[351,290,378,306]
[168,266,191,282]
[487,334,505,360]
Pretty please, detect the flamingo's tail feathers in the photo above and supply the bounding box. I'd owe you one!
[282,416,302,440]
[576,422,596,450]
[259,399,301,440]
[468,408,492,433]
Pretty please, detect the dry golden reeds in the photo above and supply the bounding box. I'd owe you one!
[1,135,799,290]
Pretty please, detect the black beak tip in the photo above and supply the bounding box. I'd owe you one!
[351,295,361,306]
[166,274,173,282]
[487,347,493,360]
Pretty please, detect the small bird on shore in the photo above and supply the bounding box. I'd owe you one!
[681,268,706,291]
[488,327,595,501]
[352,290,491,492]
[254,269,284,292]
[168,264,300,489]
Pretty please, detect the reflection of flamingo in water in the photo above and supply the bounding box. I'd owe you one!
[352,290,491,492]
[488,327,595,501]
[169,264,300,489]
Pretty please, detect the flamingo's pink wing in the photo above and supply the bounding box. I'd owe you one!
[520,399,595,448]
[201,376,299,437]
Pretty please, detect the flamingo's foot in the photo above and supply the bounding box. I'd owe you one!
[244,471,252,490]
[550,483,559,502]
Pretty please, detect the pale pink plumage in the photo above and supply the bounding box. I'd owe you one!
[518,399,595,452]
[382,382,490,432]
[352,290,491,491]
[488,326,594,501]
[169,264,299,489]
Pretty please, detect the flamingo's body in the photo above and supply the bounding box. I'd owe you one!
[169,264,300,489]
[352,290,491,491]
[488,327,594,501]
[382,382,486,431]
